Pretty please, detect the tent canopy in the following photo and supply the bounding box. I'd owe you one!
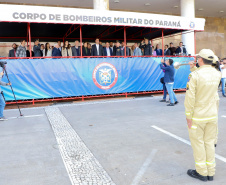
[0,22,187,42]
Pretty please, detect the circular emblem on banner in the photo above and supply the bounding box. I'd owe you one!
[92,62,118,90]
[189,22,195,28]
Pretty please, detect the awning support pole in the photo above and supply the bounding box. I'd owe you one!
[162,29,164,57]
[28,23,32,58]
[80,25,83,58]
[194,31,196,55]
[124,27,127,57]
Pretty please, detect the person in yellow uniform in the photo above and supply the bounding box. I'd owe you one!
[188,55,220,148]
[185,49,221,182]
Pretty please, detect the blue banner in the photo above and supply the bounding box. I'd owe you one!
[1,57,192,101]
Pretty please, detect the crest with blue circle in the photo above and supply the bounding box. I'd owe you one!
[93,62,118,90]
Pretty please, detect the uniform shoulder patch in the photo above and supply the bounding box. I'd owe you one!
[188,74,192,82]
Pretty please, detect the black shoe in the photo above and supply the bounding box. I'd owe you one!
[215,144,217,147]
[187,169,207,182]
[207,176,214,181]
[159,99,166,102]
[167,103,174,106]
[223,95,226,97]
[174,101,179,105]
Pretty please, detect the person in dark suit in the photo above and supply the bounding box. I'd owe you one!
[91,38,104,56]
[26,45,34,57]
[114,41,124,56]
[169,42,176,55]
[8,43,17,58]
[139,38,152,56]
[82,42,91,56]
[113,44,117,56]
[33,39,42,57]
[88,43,92,55]
[110,42,114,53]
[72,40,81,57]
[155,44,163,56]
[52,43,62,58]
[164,45,171,56]
[121,42,130,56]
[103,42,113,57]
[175,42,187,55]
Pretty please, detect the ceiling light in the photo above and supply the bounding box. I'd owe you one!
[219,10,224,13]
[145,3,151,6]
[114,0,119,3]
[173,5,179,8]
[198,8,203,11]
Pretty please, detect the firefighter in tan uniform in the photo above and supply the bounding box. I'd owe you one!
[185,49,221,182]
[189,55,220,147]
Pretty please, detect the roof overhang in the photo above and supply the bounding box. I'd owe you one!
[0,4,205,31]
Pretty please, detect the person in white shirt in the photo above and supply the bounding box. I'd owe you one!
[110,42,114,51]
[103,42,112,57]
[175,42,187,55]
[91,38,104,56]
[220,58,226,97]
[133,43,142,56]
[57,41,62,52]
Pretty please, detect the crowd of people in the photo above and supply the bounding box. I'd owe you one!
[8,38,188,58]
[159,56,226,106]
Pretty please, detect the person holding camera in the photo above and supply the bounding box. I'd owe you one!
[0,70,11,121]
[160,58,178,106]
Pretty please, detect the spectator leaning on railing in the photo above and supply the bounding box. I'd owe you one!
[16,40,26,58]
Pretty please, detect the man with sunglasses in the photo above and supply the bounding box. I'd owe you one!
[220,58,226,97]
[185,49,221,182]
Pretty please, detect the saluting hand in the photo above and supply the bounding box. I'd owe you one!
[188,61,196,69]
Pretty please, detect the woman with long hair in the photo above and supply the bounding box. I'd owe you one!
[43,43,52,57]
[155,44,163,56]
[62,41,72,57]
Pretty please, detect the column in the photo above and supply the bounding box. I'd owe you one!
[93,0,109,10]
[181,0,195,55]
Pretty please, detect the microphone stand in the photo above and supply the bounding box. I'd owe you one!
[2,65,23,117]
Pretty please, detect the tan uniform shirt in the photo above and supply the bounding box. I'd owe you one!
[184,65,221,121]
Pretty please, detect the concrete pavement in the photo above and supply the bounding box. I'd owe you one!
[0,93,225,185]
